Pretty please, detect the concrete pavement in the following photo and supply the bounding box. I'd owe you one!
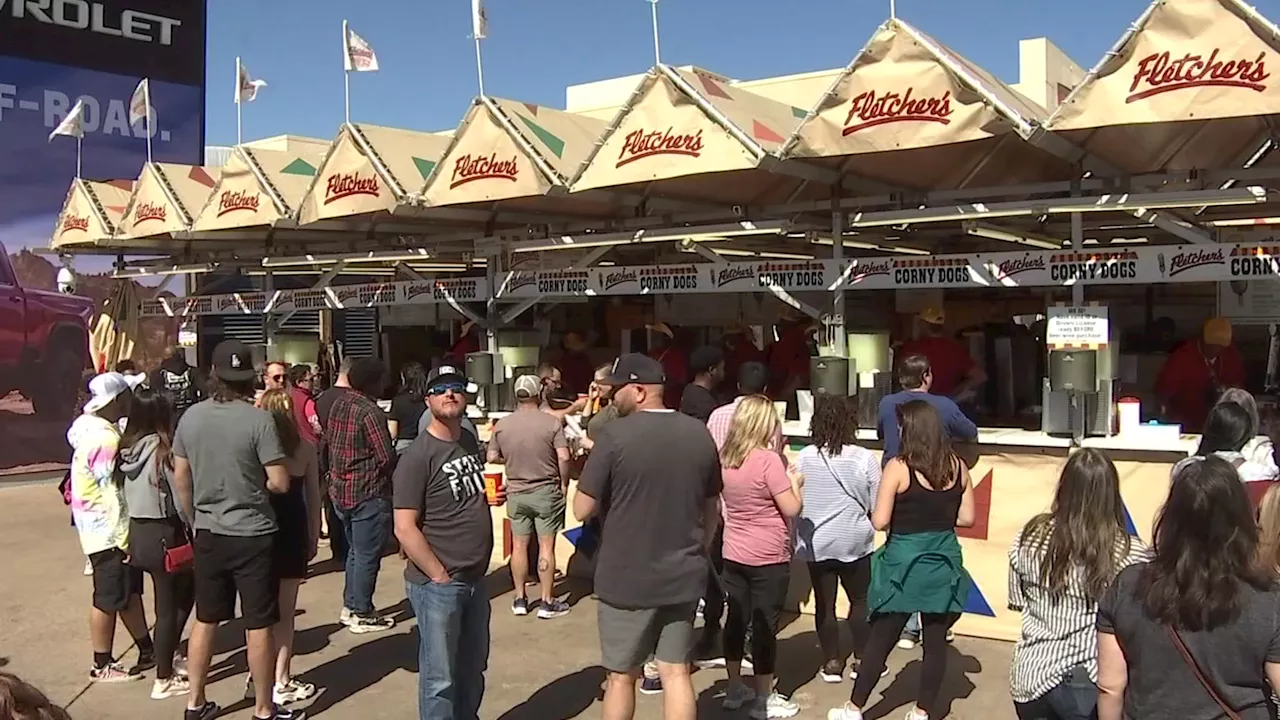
[1,481,1017,719]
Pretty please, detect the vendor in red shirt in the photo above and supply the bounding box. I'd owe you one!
[722,321,765,400]
[1155,317,1245,432]
[766,313,815,400]
[445,320,481,364]
[557,330,594,396]
[648,321,688,408]
[897,307,986,401]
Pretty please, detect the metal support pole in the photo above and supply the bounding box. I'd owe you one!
[832,206,847,357]
[1071,211,1084,305]
[263,269,275,351]
[486,252,501,355]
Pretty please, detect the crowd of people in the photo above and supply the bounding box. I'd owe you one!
[47,325,1280,720]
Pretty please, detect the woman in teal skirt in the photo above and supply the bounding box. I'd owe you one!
[827,399,975,720]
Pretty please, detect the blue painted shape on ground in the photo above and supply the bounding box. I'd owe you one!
[1122,502,1139,538]
[563,525,585,547]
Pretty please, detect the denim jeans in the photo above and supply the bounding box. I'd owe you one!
[336,496,391,615]
[406,578,491,720]
[905,612,921,636]
[1014,666,1098,720]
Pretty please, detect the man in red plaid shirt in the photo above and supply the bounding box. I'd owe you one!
[325,357,397,634]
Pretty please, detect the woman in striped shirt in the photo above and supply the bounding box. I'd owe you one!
[1008,448,1149,719]
[794,394,881,684]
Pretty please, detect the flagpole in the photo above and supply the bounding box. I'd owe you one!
[890,0,896,18]
[235,56,243,145]
[474,34,486,97]
[143,80,153,165]
[649,0,661,65]
[342,20,351,125]
[76,135,82,178]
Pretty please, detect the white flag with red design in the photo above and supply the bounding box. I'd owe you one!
[344,26,379,72]
[128,78,150,126]
[236,63,267,104]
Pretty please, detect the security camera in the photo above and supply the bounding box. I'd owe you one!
[56,267,76,294]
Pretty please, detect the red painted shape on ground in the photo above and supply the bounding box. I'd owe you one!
[956,469,992,541]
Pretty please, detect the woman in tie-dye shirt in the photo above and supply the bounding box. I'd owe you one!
[70,371,154,683]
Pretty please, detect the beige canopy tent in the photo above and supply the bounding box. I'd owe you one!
[423,97,613,219]
[570,65,824,205]
[191,137,329,233]
[115,163,221,245]
[297,123,451,226]
[1049,0,1280,175]
[781,17,1076,191]
[50,179,134,250]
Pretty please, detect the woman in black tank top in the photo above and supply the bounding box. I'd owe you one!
[827,399,974,720]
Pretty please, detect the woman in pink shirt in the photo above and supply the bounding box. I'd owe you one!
[719,395,804,719]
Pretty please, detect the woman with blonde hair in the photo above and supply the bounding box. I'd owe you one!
[253,389,322,706]
[719,394,804,719]
[1257,483,1280,571]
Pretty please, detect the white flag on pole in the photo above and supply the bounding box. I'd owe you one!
[128,78,150,126]
[344,26,379,72]
[472,0,488,39]
[236,63,267,104]
[48,99,85,141]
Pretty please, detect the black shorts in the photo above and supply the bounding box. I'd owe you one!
[89,548,143,613]
[193,531,279,630]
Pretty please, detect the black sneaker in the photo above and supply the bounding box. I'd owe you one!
[134,650,156,672]
[255,706,305,720]
[185,701,220,720]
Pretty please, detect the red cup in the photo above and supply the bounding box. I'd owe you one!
[484,471,504,506]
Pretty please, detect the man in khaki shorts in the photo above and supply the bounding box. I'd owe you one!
[487,374,572,619]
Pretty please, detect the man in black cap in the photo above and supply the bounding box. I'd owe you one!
[573,353,723,720]
[172,340,296,720]
[394,364,498,719]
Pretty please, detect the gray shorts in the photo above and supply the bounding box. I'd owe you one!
[597,600,697,673]
[506,484,566,537]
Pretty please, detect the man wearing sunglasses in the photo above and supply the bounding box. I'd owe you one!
[263,362,288,393]
[393,365,497,720]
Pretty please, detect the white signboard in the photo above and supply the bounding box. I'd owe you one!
[1218,278,1280,326]
[1046,304,1109,349]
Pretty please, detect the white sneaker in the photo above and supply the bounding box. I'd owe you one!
[896,636,917,650]
[751,693,800,719]
[274,678,317,704]
[827,703,864,720]
[722,682,756,710]
[339,607,353,626]
[347,614,395,634]
[150,677,190,699]
[83,559,93,576]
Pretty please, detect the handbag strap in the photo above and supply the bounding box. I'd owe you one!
[816,449,869,516]
[1166,625,1241,720]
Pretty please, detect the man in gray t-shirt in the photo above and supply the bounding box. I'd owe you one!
[172,340,290,720]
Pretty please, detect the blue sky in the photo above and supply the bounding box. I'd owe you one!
[204,0,1164,146]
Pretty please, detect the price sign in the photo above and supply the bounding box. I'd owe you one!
[1046,304,1109,349]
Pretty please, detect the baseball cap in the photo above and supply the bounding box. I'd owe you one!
[428,365,468,386]
[513,375,542,399]
[212,339,256,382]
[1204,317,1233,347]
[83,372,145,414]
[918,307,946,325]
[603,353,666,386]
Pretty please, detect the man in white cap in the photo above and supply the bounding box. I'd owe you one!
[68,371,154,683]
[487,374,572,619]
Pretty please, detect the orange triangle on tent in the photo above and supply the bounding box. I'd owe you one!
[107,179,133,191]
[105,205,127,215]
[752,120,785,144]
[698,73,734,100]
[188,166,216,187]
[523,102,540,117]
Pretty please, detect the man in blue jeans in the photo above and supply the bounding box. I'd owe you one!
[393,365,498,720]
[325,357,397,634]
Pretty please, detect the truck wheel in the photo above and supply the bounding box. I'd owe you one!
[29,347,84,420]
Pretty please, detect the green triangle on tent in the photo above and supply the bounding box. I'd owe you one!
[516,115,565,159]
[413,157,437,181]
[792,106,808,119]
[280,158,317,176]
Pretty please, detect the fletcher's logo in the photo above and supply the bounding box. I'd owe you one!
[450,153,519,189]
[404,283,435,301]
[994,255,1046,279]
[1168,248,1226,277]
[843,88,953,135]
[850,259,892,283]
[1128,50,1270,102]
[603,269,638,291]
[60,214,90,234]
[507,271,538,293]
[216,190,260,217]
[134,201,166,225]
[713,265,757,288]
[324,172,380,205]
[617,128,704,167]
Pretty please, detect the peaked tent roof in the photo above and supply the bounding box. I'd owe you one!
[50,179,134,249]
[117,163,221,241]
[570,65,811,202]
[192,138,329,232]
[1047,0,1280,173]
[780,18,1072,191]
[422,97,607,207]
[298,123,451,225]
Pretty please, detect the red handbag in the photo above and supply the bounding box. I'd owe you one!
[162,532,194,573]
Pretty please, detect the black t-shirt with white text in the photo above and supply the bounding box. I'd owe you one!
[578,410,722,609]
[392,429,493,584]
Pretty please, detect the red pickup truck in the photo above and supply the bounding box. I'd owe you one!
[0,244,93,419]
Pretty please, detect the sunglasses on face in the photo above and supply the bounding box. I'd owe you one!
[427,383,467,397]
[270,375,285,383]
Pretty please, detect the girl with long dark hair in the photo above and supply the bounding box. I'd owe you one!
[1217,388,1277,474]
[1008,448,1150,719]
[118,387,193,699]
[827,399,974,720]
[1097,455,1280,719]
[388,361,429,454]
[253,389,322,706]
[1198,401,1278,483]
[794,394,880,683]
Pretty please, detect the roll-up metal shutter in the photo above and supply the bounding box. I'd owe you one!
[338,309,379,358]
